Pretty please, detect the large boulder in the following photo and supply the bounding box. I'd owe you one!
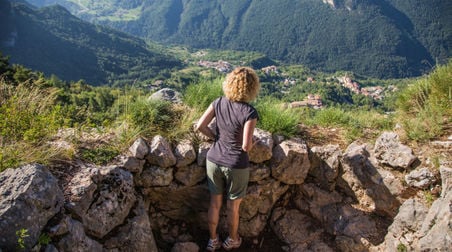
[65,166,136,238]
[270,138,311,184]
[148,88,183,104]
[0,164,63,251]
[119,155,145,174]
[339,142,400,217]
[416,166,452,251]
[373,132,418,169]
[370,198,428,252]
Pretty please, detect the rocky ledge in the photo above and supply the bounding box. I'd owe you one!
[0,130,451,251]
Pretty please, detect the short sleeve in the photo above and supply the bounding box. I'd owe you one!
[245,106,259,122]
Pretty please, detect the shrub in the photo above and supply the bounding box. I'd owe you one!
[396,60,451,141]
[0,82,62,143]
[303,107,351,127]
[127,97,176,134]
[0,81,69,171]
[254,97,300,137]
[183,77,223,112]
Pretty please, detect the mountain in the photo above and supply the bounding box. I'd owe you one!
[0,0,182,86]
[23,0,452,79]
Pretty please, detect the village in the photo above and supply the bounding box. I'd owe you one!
[197,60,392,109]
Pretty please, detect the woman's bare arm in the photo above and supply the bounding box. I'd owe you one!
[242,118,257,152]
[195,104,216,140]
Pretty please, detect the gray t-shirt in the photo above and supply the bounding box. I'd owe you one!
[207,96,259,169]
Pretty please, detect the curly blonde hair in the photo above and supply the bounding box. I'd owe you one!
[223,67,260,103]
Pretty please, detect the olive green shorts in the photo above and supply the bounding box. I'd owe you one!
[206,160,250,200]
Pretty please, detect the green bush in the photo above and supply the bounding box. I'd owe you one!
[0,83,62,143]
[126,97,180,136]
[396,60,451,141]
[254,97,300,137]
[302,107,394,142]
[304,107,351,127]
[183,77,223,112]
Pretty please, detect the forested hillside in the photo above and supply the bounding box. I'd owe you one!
[0,0,182,86]
[24,0,452,79]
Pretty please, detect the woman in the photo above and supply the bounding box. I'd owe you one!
[196,66,260,251]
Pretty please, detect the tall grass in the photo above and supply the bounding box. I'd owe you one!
[254,97,301,137]
[302,107,394,143]
[183,77,223,112]
[396,60,451,141]
[0,81,69,171]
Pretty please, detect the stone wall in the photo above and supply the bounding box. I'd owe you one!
[0,130,450,251]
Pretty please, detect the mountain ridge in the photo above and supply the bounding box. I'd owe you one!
[0,0,182,86]
[22,0,452,79]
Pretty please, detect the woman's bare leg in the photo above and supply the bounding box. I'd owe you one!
[208,194,223,240]
[226,198,243,240]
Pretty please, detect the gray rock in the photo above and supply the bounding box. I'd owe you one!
[370,158,406,197]
[148,88,182,104]
[334,204,378,248]
[119,155,145,173]
[295,183,342,229]
[270,138,311,184]
[136,165,174,187]
[336,235,367,252]
[440,166,452,197]
[104,199,158,252]
[171,242,199,252]
[309,144,342,191]
[174,139,197,168]
[56,219,103,252]
[175,164,206,186]
[197,142,212,167]
[249,128,273,163]
[249,163,271,182]
[374,132,418,169]
[143,182,210,222]
[372,198,428,251]
[146,135,176,168]
[0,164,63,251]
[43,244,59,252]
[241,178,289,220]
[239,214,269,237]
[129,137,149,159]
[66,166,136,238]
[270,208,325,248]
[416,166,452,251]
[339,142,400,217]
[405,168,436,189]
